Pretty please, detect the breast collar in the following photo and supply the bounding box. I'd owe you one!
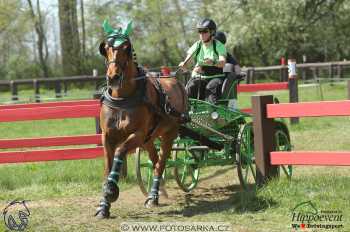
[101,75,147,109]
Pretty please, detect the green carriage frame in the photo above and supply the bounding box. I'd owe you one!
[135,71,292,196]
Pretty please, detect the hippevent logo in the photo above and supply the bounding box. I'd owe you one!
[2,200,30,231]
[291,201,344,231]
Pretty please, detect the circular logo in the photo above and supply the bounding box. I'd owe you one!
[2,200,30,231]
[120,223,130,231]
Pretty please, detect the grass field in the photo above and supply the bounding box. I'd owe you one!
[0,82,349,231]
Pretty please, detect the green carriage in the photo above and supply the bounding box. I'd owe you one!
[135,64,292,196]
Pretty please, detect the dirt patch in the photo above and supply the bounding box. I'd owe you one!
[17,166,244,231]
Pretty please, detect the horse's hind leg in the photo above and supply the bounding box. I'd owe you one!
[145,128,178,208]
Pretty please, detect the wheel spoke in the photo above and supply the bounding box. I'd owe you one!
[281,165,292,178]
[275,132,280,150]
[181,164,188,183]
[147,168,152,192]
[249,163,256,181]
[190,168,196,182]
[274,124,293,179]
[237,122,256,189]
[244,165,249,183]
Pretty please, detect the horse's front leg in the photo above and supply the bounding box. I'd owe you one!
[102,134,117,178]
[95,133,117,219]
[96,131,145,219]
[145,129,178,208]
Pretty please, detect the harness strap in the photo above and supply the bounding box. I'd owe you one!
[101,74,189,143]
[101,75,147,109]
[150,78,189,122]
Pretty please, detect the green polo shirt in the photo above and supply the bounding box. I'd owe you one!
[187,40,227,66]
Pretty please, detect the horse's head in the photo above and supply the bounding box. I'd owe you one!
[99,20,133,85]
[99,36,132,81]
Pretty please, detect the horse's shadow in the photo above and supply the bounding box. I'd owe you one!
[127,184,277,219]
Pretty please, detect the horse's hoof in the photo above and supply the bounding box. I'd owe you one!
[144,196,159,208]
[95,207,110,219]
[103,181,119,203]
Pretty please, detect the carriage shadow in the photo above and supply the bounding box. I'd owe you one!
[198,166,234,182]
[126,184,277,219]
[160,185,277,217]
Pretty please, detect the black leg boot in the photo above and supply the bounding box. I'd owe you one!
[104,156,123,203]
[95,197,111,219]
[144,176,161,208]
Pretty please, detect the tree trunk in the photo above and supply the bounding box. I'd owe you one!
[80,0,86,59]
[255,37,269,66]
[173,0,191,50]
[58,0,81,76]
[27,0,50,77]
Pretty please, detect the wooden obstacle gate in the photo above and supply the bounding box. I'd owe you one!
[252,95,350,186]
[0,100,102,164]
[237,81,299,125]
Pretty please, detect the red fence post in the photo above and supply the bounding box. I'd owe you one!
[348,80,350,100]
[252,95,277,186]
[288,59,299,124]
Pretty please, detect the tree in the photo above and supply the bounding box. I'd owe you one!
[27,0,50,77]
[58,0,81,76]
[205,0,350,65]
[0,0,42,80]
[80,0,86,59]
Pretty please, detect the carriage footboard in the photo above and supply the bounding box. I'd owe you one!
[178,126,224,150]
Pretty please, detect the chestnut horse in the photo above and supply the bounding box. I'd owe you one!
[95,21,188,219]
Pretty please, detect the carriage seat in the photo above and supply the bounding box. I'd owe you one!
[220,63,236,99]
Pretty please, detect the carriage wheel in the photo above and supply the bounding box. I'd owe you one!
[173,142,200,192]
[236,122,256,190]
[135,148,154,197]
[275,121,292,179]
[237,121,293,190]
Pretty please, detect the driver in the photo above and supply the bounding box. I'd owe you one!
[178,18,227,104]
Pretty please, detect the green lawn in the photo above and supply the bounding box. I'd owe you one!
[0,82,349,231]
[0,86,99,104]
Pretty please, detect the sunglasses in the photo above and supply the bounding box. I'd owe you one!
[198,29,209,34]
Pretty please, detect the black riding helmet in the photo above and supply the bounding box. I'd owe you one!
[215,31,227,44]
[196,18,216,35]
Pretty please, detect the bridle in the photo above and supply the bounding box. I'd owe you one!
[105,54,129,88]
[104,35,131,88]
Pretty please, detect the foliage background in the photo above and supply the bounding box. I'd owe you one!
[0,0,349,79]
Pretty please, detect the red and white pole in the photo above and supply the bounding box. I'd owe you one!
[288,59,299,124]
